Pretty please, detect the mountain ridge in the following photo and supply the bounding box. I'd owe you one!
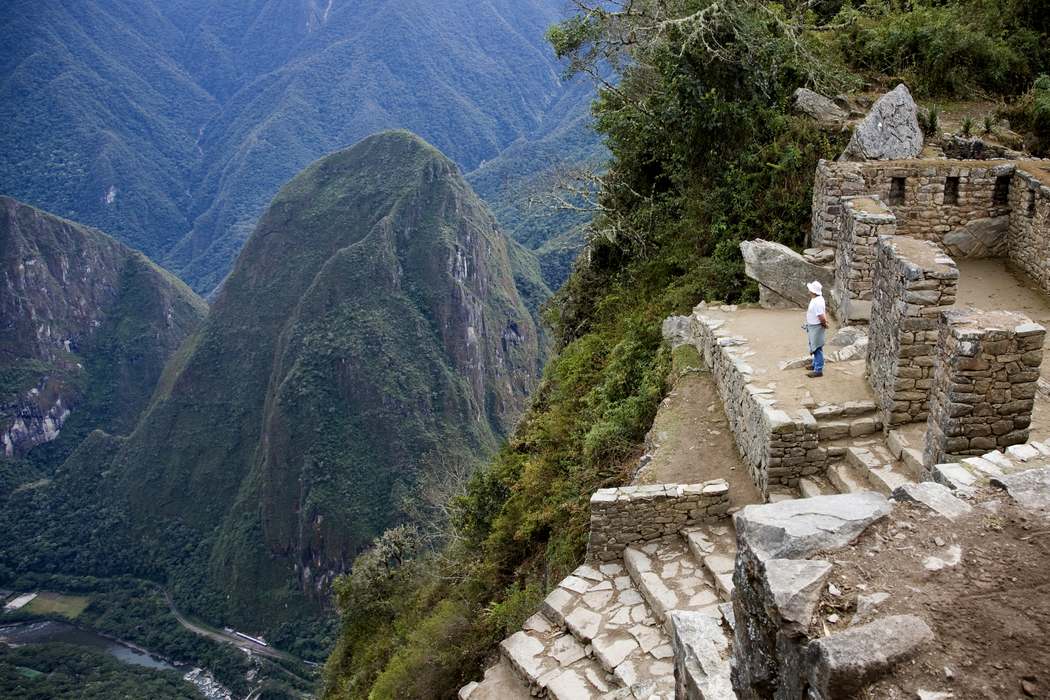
[0,0,601,295]
[100,131,545,625]
[0,194,206,481]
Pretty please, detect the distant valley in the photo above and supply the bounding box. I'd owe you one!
[0,0,600,295]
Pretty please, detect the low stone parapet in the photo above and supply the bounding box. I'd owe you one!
[693,311,827,497]
[586,480,730,562]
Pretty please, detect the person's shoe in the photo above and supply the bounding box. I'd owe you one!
[807,370,823,378]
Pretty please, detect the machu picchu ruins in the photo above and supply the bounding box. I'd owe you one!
[458,84,1050,700]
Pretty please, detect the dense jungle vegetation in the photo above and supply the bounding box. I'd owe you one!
[321,1,1050,698]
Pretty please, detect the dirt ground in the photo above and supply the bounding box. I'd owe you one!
[813,496,1050,700]
[712,307,875,413]
[633,364,761,509]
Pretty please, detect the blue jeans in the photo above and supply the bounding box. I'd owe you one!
[812,345,824,373]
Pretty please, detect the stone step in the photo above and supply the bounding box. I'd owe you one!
[931,442,1050,494]
[683,524,738,602]
[499,616,613,699]
[900,447,924,480]
[810,400,878,422]
[538,563,676,696]
[864,461,916,496]
[460,658,533,700]
[623,538,721,631]
[827,462,870,494]
[799,475,836,498]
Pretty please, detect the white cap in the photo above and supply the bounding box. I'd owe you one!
[807,280,823,295]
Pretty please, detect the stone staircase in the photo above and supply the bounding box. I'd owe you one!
[793,420,928,499]
[929,439,1050,494]
[460,524,738,700]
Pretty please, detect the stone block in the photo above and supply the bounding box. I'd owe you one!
[806,615,933,699]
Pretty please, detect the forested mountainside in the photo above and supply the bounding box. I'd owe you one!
[1,133,546,648]
[0,196,206,491]
[321,1,1050,698]
[0,0,600,294]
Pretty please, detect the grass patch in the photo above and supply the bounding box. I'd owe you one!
[25,592,91,619]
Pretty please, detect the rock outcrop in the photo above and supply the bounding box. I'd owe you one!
[941,215,1010,257]
[840,84,923,161]
[739,240,835,310]
[0,196,206,461]
[792,88,847,125]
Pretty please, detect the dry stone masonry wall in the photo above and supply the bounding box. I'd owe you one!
[693,311,827,498]
[812,159,1015,257]
[1007,167,1050,295]
[832,197,896,323]
[586,481,730,562]
[924,310,1045,468]
[867,237,959,428]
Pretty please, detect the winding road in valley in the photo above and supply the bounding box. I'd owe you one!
[162,591,297,663]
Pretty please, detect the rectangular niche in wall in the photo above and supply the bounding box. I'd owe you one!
[889,177,906,205]
[944,176,960,205]
[1029,189,1038,216]
[994,174,1011,205]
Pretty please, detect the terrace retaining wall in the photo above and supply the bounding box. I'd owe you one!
[1007,168,1050,297]
[693,310,827,498]
[586,481,730,562]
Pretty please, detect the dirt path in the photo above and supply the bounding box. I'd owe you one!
[633,356,761,508]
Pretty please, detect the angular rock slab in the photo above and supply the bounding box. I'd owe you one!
[734,492,892,561]
[891,481,972,520]
[806,615,933,699]
[793,87,848,124]
[841,84,923,161]
[740,239,835,310]
[991,466,1050,515]
[669,611,734,700]
[942,215,1010,258]
[764,558,833,628]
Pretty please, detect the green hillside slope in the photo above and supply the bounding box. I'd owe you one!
[0,0,600,295]
[104,132,544,626]
[0,196,207,486]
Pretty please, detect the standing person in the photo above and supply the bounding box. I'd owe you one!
[805,281,828,378]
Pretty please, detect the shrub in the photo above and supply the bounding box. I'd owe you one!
[836,1,1045,97]
[1001,75,1050,155]
[919,105,941,135]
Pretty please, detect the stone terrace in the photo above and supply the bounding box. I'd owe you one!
[461,85,1050,700]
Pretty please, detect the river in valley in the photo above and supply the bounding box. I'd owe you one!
[0,621,233,698]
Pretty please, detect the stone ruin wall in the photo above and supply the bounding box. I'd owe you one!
[812,159,1015,257]
[832,197,896,323]
[693,312,827,497]
[586,481,730,562]
[867,237,959,429]
[1007,167,1050,294]
[924,310,1045,468]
